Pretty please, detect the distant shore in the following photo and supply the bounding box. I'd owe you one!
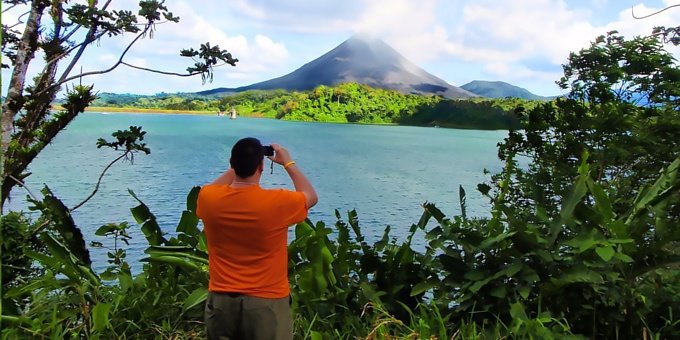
[51,105,509,130]
[53,105,216,115]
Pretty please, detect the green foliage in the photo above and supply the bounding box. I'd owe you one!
[27,185,92,266]
[0,211,45,311]
[96,126,150,156]
[1,186,208,338]
[181,42,239,84]
[490,30,680,338]
[94,83,530,130]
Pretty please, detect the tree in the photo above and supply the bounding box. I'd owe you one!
[492,30,680,337]
[1,0,238,209]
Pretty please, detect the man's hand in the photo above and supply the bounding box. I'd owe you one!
[268,143,318,208]
[268,144,293,165]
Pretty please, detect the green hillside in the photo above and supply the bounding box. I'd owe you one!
[90,83,542,130]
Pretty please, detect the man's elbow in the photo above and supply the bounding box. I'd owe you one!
[306,192,318,208]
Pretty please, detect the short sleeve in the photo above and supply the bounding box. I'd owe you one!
[277,190,308,226]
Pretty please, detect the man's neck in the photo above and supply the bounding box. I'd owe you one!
[230,175,260,188]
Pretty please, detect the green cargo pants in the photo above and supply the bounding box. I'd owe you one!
[205,291,292,340]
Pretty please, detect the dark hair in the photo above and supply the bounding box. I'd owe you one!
[230,137,264,178]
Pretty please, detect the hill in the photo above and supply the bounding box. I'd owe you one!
[461,80,552,100]
[198,35,475,99]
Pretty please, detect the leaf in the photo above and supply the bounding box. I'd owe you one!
[4,272,63,298]
[92,302,111,332]
[477,183,491,196]
[145,247,208,264]
[100,269,117,281]
[140,220,165,247]
[36,189,91,266]
[410,279,440,297]
[416,205,432,229]
[595,246,615,262]
[468,277,492,293]
[36,234,81,280]
[423,202,447,224]
[360,282,386,302]
[490,286,506,298]
[505,262,523,277]
[141,256,201,271]
[510,302,528,321]
[519,286,531,299]
[176,211,199,236]
[129,190,166,245]
[565,229,602,253]
[119,272,133,291]
[198,232,208,253]
[558,176,588,227]
[626,157,680,224]
[613,252,634,263]
[130,203,151,225]
[186,186,201,212]
[552,267,603,286]
[183,287,208,312]
[464,270,486,281]
[95,223,118,236]
[459,185,467,220]
[586,178,614,221]
[478,231,516,249]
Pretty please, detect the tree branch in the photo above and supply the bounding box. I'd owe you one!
[632,4,680,19]
[3,4,18,13]
[71,151,128,211]
[6,10,30,29]
[59,26,148,84]
[121,60,230,77]
[56,0,114,84]
[8,174,39,202]
[59,24,82,43]
[44,29,109,70]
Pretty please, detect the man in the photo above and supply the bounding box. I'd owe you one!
[196,137,318,340]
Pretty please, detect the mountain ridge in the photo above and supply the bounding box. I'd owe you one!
[198,35,475,98]
[461,80,553,100]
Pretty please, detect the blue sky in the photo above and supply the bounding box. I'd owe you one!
[3,0,679,97]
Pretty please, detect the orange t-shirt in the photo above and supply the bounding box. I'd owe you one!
[196,184,308,298]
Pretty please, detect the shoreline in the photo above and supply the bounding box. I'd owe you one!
[57,106,216,115]
[54,105,510,131]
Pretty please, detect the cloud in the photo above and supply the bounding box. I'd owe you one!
[454,0,599,65]
[4,0,680,96]
[231,0,268,20]
[484,61,561,82]
[67,0,291,92]
[225,0,360,32]
[350,0,453,63]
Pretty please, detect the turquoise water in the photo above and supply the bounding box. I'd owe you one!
[8,112,508,270]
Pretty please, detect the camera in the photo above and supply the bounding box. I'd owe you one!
[263,145,274,156]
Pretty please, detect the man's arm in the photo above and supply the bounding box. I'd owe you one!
[270,144,318,208]
[210,168,236,185]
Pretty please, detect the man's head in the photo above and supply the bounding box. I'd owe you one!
[230,137,265,178]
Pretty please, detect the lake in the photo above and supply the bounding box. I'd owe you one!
[7,112,508,271]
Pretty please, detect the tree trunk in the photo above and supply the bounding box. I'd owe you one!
[1,1,48,210]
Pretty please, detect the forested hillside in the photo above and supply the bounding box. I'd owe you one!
[91,83,536,129]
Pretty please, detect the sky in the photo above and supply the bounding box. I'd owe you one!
[2,0,680,97]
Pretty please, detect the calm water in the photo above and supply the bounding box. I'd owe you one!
[8,112,508,271]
